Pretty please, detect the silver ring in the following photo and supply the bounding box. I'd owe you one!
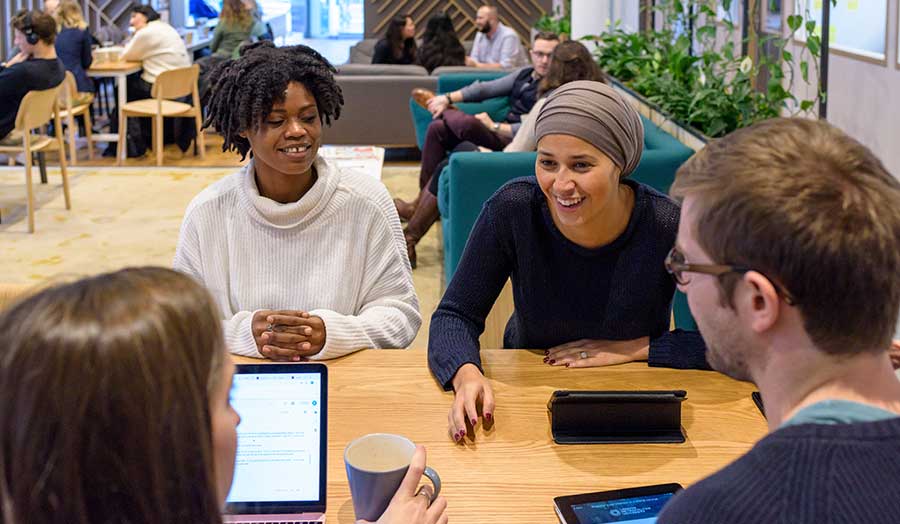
[416,488,432,506]
[579,351,588,359]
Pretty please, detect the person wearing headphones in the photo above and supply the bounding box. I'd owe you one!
[0,9,64,145]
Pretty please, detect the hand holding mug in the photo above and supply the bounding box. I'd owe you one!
[357,445,448,524]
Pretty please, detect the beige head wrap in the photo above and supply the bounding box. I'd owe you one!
[535,80,644,177]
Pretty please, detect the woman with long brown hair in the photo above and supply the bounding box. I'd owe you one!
[372,13,416,65]
[0,267,446,524]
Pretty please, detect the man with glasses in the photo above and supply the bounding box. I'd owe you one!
[657,117,900,524]
[406,32,558,203]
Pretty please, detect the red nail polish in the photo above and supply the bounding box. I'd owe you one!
[544,350,549,356]
[460,429,466,437]
[485,413,493,421]
[549,359,555,365]
[565,363,570,367]
[453,432,460,441]
[471,418,477,426]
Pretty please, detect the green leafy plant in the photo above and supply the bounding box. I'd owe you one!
[534,0,571,38]
[588,0,832,138]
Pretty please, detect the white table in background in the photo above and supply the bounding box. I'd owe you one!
[86,61,142,145]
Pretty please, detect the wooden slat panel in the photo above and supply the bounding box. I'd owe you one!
[367,0,549,43]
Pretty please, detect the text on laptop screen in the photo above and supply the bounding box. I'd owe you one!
[226,372,323,503]
[571,492,675,524]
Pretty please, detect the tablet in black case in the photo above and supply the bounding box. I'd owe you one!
[554,483,682,524]
[548,390,687,444]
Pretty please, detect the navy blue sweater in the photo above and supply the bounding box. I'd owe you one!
[428,177,709,389]
[658,417,900,524]
[55,28,94,93]
[0,58,65,140]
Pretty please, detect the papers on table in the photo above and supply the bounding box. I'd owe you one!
[319,146,385,180]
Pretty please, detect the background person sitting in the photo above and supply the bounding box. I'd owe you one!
[372,13,416,65]
[416,11,465,74]
[466,5,525,69]
[0,10,64,145]
[0,267,446,524]
[398,31,559,266]
[54,1,94,105]
[178,42,420,362]
[117,4,192,157]
[428,81,709,443]
[209,0,266,60]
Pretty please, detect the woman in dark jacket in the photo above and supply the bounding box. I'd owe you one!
[54,0,93,103]
[372,14,416,65]
[416,12,465,73]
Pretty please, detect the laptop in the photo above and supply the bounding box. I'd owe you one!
[224,363,328,523]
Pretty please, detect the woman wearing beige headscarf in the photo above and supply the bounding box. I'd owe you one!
[427,81,708,442]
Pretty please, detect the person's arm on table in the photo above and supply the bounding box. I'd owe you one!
[81,30,93,69]
[306,194,420,360]
[120,30,147,62]
[209,24,223,54]
[428,202,512,441]
[545,329,710,369]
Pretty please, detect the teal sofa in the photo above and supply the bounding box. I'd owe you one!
[409,71,510,150]
[436,115,699,330]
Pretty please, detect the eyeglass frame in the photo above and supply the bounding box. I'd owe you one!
[664,247,797,306]
[530,49,553,60]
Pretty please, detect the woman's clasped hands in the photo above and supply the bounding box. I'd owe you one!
[252,309,326,361]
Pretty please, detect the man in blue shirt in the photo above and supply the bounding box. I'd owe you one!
[658,117,900,524]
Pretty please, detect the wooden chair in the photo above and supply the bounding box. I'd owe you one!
[0,84,71,233]
[117,64,205,166]
[57,71,95,165]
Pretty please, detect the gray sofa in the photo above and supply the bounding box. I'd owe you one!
[347,38,474,64]
[325,40,508,147]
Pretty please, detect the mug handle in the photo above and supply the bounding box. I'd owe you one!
[422,466,441,501]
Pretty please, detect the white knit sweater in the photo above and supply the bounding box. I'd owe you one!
[173,157,421,360]
[121,20,190,84]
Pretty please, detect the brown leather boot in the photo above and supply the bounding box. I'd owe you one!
[403,189,439,269]
[411,88,436,110]
[393,196,417,222]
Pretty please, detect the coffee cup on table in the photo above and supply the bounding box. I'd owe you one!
[344,433,441,522]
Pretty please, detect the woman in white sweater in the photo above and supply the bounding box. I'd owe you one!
[175,42,420,361]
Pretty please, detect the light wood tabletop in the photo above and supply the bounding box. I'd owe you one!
[233,349,767,524]
[87,61,142,73]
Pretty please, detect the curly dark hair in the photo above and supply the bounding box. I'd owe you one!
[202,41,344,159]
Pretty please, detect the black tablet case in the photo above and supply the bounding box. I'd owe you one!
[548,390,687,444]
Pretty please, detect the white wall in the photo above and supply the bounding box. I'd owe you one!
[785,2,900,178]
[571,0,639,40]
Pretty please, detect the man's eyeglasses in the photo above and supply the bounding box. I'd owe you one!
[664,247,797,305]
[530,50,553,60]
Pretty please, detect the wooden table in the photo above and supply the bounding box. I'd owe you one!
[233,349,767,524]
[86,61,142,144]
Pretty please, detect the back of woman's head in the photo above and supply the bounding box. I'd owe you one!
[0,267,225,524]
[220,0,251,25]
[539,40,606,96]
[56,0,87,30]
[422,12,456,42]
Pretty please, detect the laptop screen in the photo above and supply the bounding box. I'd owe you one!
[225,363,328,515]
